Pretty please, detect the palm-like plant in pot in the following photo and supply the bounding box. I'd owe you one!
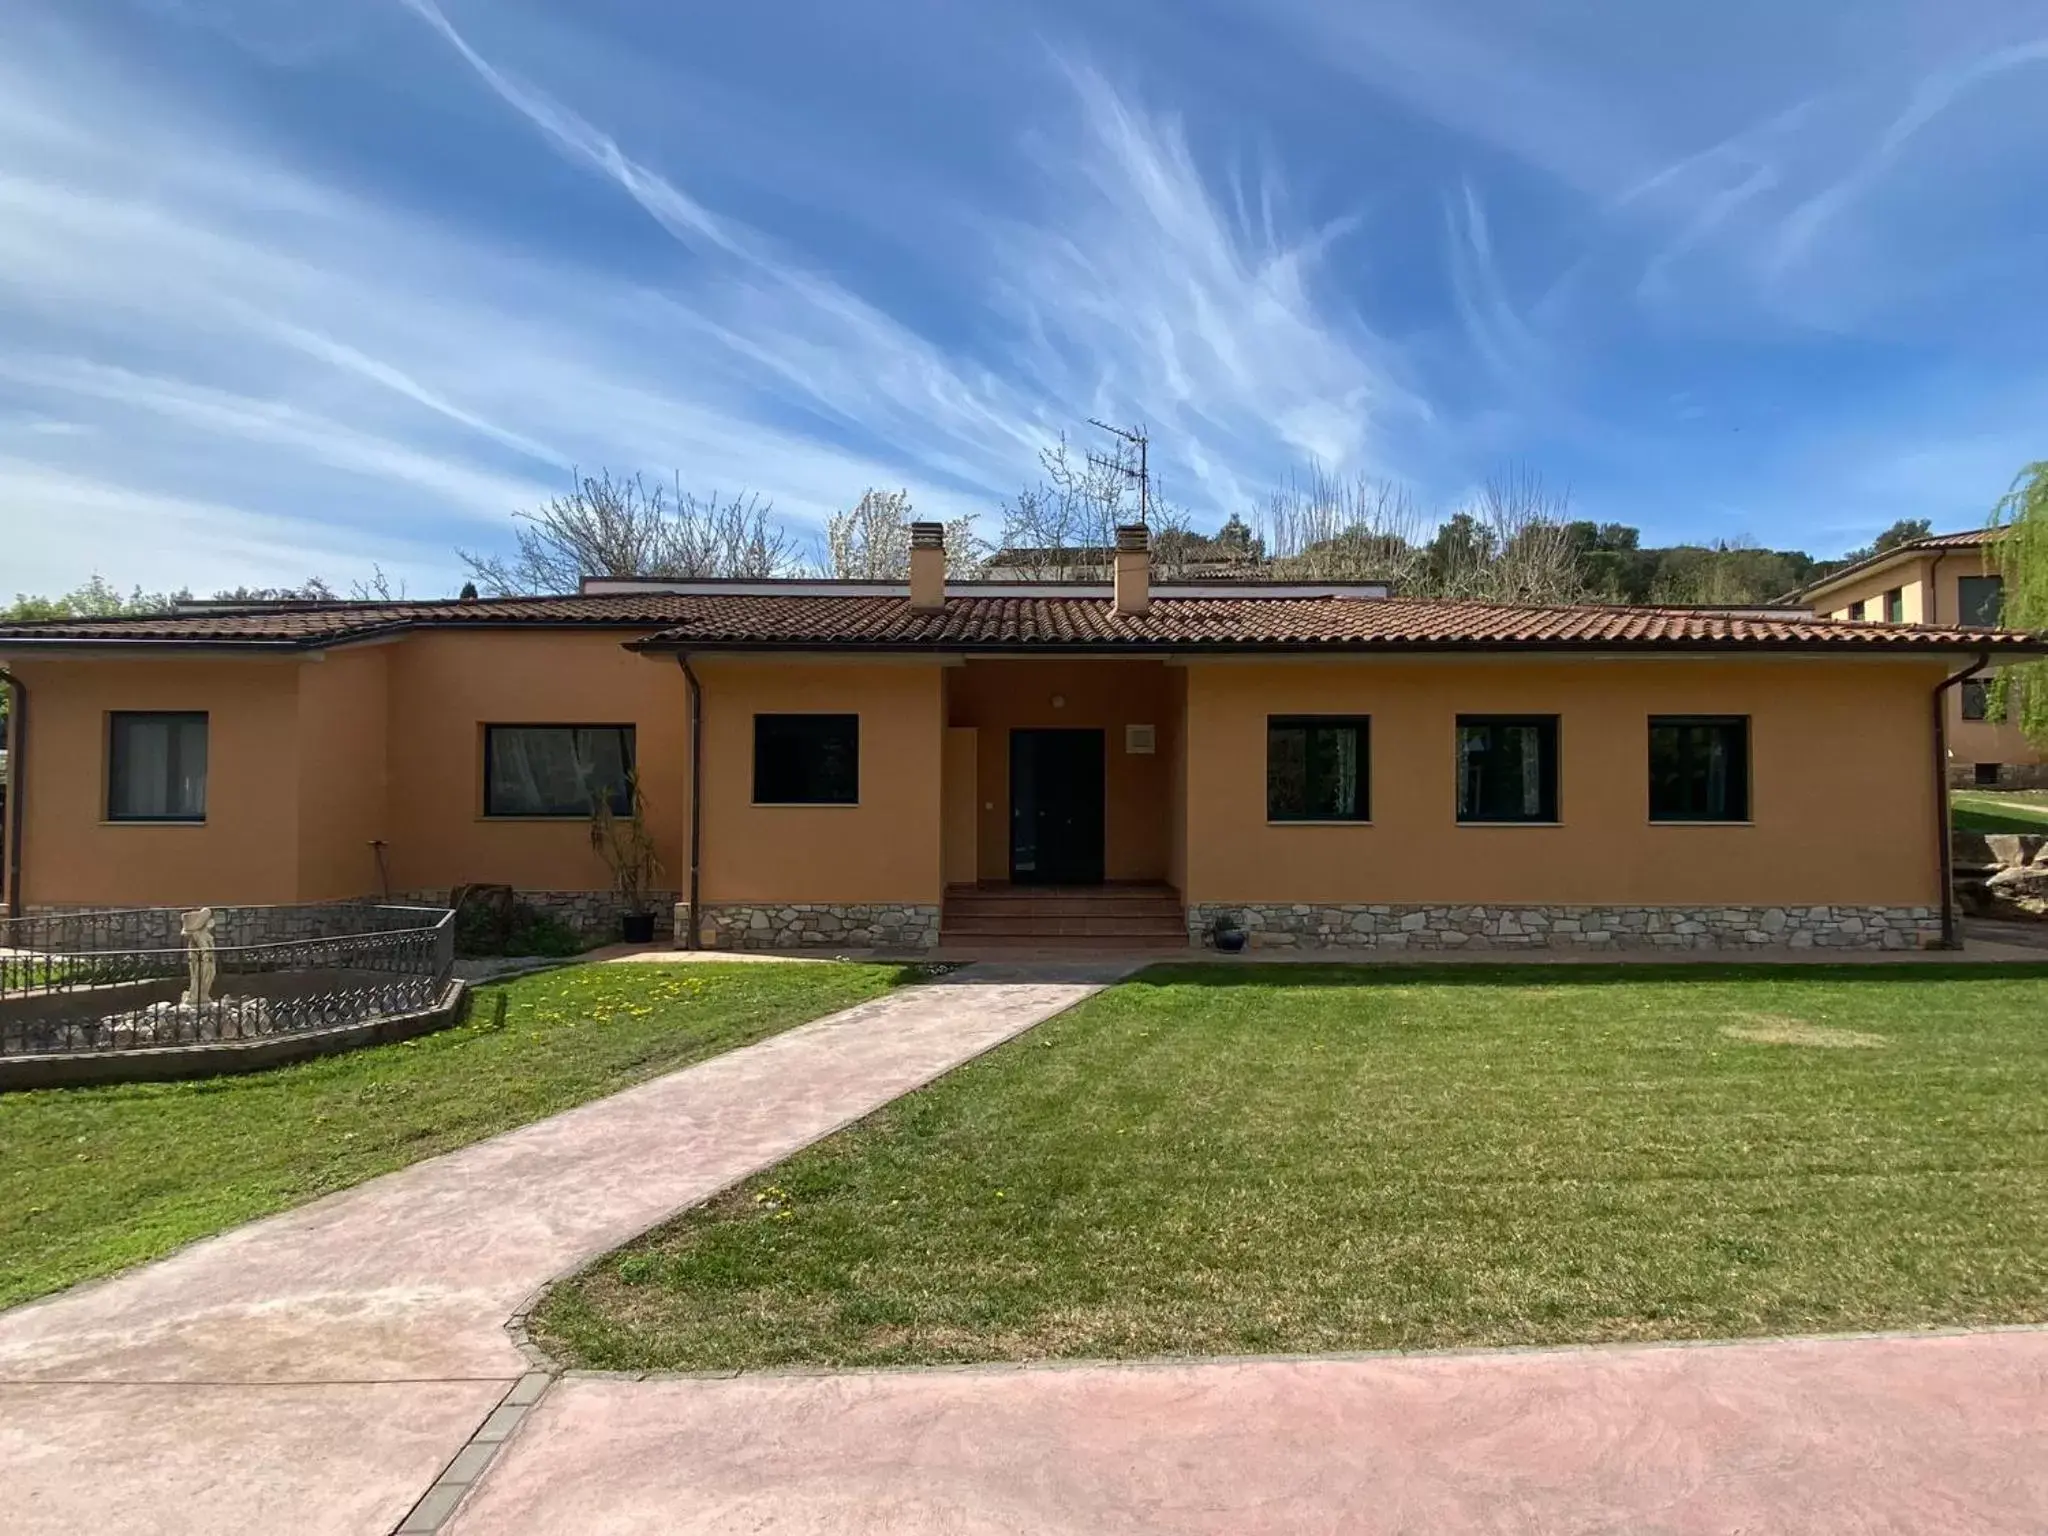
[590,773,665,944]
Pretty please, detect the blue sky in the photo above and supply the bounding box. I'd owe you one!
[5,0,2048,595]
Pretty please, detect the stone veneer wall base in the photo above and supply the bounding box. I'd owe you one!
[1949,762,2048,791]
[393,889,679,940]
[1188,903,1944,952]
[686,903,943,951]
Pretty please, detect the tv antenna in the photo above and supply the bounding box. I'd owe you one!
[1086,419,1151,526]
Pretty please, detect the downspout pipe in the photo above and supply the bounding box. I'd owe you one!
[1932,650,1992,949]
[675,654,703,950]
[3,669,23,920]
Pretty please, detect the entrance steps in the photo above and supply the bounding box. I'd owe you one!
[940,883,1188,950]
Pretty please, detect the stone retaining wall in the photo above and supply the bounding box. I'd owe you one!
[687,903,943,951]
[1949,762,2048,790]
[1189,903,1943,952]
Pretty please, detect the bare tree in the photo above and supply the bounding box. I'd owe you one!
[1256,465,1426,586]
[821,489,983,578]
[994,435,1145,578]
[1461,468,1585,605]
[1247,462,1582,602]
[349,565,405,602]
[459,470,798,595]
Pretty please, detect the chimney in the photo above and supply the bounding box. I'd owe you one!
[908,522,946,612]
[1113,523,1150,616]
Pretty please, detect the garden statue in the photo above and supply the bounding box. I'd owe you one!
[181,906,217,1006]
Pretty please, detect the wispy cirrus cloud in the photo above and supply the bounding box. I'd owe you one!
[0,0,1423,593]
[1770,37,2048,274]
[1443,182,1544,386]
[3,0,2046,597]
[990,62,1426,508]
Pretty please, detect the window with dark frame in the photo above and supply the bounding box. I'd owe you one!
[1961,680,1991,722]
[1648,716,1750,823]
[1958,575,2005,627]
[107,712,208,822]
[1848,599,1865,621]
[753,714,859,804]
[1884,588,1904,623]
[484,725,635,817]
[1457,716,1559,823]
[1267,716,1370,821]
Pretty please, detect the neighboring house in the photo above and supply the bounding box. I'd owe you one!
[1790,529,2044,789]
[3,524,2044,952]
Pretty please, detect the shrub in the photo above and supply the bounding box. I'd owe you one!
[450,885,593,958]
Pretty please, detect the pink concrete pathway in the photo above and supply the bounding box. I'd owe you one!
[0,961,1128,1536]
[454,1330,2048,1535]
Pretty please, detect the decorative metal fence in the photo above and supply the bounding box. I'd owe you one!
[0,903,456,1056]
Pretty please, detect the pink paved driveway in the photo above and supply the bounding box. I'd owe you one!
[453,1330,2048,1535]
[0,962,1124,1535]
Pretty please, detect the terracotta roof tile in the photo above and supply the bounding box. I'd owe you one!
[0,593,692,646]
[1,587,2042,655]
[632,592,2046,652]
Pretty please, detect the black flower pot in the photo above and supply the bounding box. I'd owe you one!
[1214,928,1248,953]
[620,911,657,945]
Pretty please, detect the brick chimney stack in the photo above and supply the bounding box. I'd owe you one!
[1113,523,1150,616]
[908,522,946,612]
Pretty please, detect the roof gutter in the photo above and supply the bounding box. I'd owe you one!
[1932,650,1992,949]
[0,638,316,655]
[674,654,704,951]
[0,619,675,656]
[4,668,24,919]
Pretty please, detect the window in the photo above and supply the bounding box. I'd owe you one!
[1976,763,2003,787]
[1848,599,1865,621]
[1267,716,1369,821]
[1961,680,1991,722]
[753,714,859,804]
[107,712,208,822]
[484,725,634,817]
[1456,716,1559,823]
[1648,716,1750,823]
[1884,588,1904,623]
[1958,575,2005,627]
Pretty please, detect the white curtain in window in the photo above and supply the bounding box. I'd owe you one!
[1505,725,1541,818]
[111,714,206,819]
[1702,732,1729,812]
[116,718,172,819]
[1331,727,1359,816]
[489,728,630,815]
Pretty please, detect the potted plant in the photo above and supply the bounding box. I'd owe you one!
[1211,911,1248,953]
[590,773,664,944]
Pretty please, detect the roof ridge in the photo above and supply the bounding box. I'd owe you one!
[1788,526,1998,600]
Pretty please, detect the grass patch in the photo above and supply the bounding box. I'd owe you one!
[0,961,920,1311]
[1953,790,2048,835]
[536,963,2048,1370]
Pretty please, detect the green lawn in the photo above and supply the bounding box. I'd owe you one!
[0,960,921,1311]
[536,963,2048,1371]
[1953,789,2048,835]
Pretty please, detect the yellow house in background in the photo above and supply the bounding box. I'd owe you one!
[5,525,2045,953]
[1791,529,2044,788]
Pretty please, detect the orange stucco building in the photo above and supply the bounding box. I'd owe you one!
[5,525,2043,952]
[1793,528,2045,788]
